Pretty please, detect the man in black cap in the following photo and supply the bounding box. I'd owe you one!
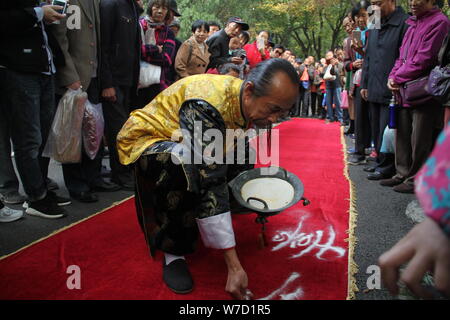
[206,17,249,71]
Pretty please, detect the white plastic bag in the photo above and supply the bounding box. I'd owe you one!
[139,61,162,88]
[43,89,87,163]
[323,65,336,81]
[138,24,161,88]
[82,101,104,160]
[380,127,396,154]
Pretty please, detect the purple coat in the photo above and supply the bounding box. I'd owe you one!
[389,8,450,84]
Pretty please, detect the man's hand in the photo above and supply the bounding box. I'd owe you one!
[224,248,253,300]
[226,268,253,300]
[231,57,243,65]
[67,81,82,91]
[360,89,368,101]
[379,217,450,299]
[351,40,364,56]
[387,78,400,91]
[42,5,66,24]
[353,59,363,69]
[102,87,117,103]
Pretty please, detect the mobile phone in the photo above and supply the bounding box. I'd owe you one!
[52,0,68,14]
[352,30,362,46]
[240,54,246,59]
[257,37,265,50]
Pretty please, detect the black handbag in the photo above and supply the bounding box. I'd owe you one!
[426,32,450,104]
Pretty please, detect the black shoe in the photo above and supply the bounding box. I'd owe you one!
[46,178,59,191]
[26,195,66,219]
[363,166,376,173]
[112,176,135,192]
[367,171,387,181]
[48,190,72,206]
[92,180,122,192]
[70,191,99,203]
[348,155,367,165]
[162,258,193,294]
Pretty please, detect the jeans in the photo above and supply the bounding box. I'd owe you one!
[326,87,343,122]
[1,69,55,201]
[0,68,20,195]
[300,88,311,117]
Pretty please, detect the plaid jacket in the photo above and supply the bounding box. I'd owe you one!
[139,17,176,90]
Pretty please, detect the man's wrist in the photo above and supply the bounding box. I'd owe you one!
[34,7,44,22]
[224,248,243,272]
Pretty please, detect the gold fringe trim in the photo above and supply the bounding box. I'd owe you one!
[341,126,359,300]
[0,196,135,261]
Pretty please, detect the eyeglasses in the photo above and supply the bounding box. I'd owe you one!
[371,1,382,7]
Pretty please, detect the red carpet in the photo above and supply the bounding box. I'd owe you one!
[0,118,354,300]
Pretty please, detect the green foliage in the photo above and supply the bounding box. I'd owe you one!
[142,0,450,59]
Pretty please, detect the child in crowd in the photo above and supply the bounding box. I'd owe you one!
[229,36,248,79]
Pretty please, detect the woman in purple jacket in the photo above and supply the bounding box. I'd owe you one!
[382,0,450,194]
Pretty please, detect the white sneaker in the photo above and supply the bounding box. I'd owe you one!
[0,206,24,223]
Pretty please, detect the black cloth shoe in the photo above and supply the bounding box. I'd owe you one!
[380,177,404,187]
[367,171,387,181]
[48,190,71,206]
[162,258,193,294]
[348,155,367,165]
[70,191,99,203]
[26,195,66,219]
[363,166,376,173]
[92,180,121,192]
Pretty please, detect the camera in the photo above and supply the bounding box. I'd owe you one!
[52,0,68,14]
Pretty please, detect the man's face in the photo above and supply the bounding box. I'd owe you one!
[209,26,220,37]
[371,0,395,18]
[242,72,298,127]
[409,0,434,17]
[271,48,284,58]
[225,22,243,38]
[308,56,315,65]
[281,50,292,60]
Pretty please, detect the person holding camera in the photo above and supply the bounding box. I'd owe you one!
[243,30,271,70]
[206,17,249,72]
[0,0,69,219]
